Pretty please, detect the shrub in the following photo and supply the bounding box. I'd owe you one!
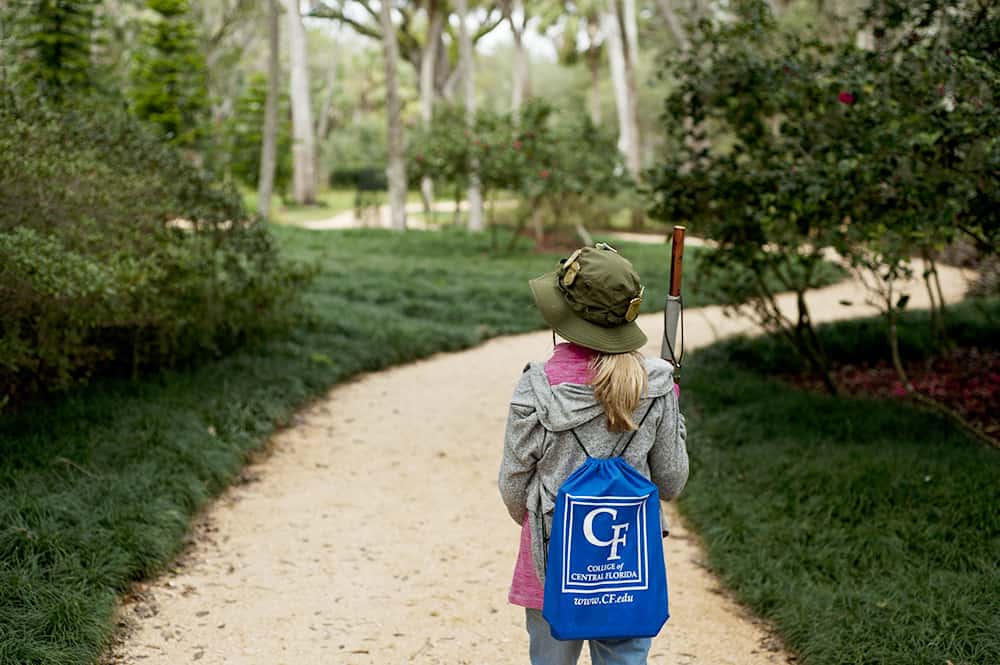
[6,0,100,100]
[0,99,309,406]
[650,0,999,393]
[408,99,631,243]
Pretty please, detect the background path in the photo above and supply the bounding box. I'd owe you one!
[294,200,518,231]
[108,260,971,665]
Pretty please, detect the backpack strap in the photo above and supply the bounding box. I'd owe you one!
[568,397,658,460]
[611,398,658,458]
[568,428,592,458]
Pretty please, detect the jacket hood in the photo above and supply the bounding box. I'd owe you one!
[511,356,676,432]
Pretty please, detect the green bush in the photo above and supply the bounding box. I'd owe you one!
[680,298,1000,665]
[651,0,999,391]
[0,100,309,405]
[408,99,631,236]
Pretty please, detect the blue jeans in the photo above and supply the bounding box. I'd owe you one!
[525,609,652,665]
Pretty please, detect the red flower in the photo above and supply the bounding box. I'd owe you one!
[838,91,855,105]
[540,168,550,179]
[513,140,522,150]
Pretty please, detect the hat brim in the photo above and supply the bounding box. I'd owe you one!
[529,272,647,354]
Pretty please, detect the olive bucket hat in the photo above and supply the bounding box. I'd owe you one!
[529,242,647,354]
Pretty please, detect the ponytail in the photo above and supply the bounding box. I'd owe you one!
[589,351,648,432]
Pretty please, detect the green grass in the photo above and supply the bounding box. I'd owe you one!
[678,298,1000,665]
[0,227,845,664]
[241,188,426,225]
[241,188,356,224]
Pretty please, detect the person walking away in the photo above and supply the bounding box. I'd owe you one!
[499,243,689,665]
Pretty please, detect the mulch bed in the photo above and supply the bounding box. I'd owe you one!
[784,347,1000,441]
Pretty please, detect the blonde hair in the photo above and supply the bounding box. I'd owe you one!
[589,351,648,432]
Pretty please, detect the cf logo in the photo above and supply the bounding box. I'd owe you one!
[582,508,629,561]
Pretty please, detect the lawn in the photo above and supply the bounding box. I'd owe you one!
[0,226,844,664]
[678,298,1000,665]
[241,188,356,224]
[241,187,426,225]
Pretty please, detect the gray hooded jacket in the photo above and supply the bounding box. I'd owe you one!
[498,356,689,585]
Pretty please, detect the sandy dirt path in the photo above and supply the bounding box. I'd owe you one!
[294,200,518,231]
[108,260,971,665]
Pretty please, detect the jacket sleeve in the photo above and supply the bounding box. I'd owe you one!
[498,402,545,525]
[647,386,689,501]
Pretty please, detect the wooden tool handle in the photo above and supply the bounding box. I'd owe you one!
[669,226,685,297]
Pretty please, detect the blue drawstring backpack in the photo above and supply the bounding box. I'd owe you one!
[542,401,669,641]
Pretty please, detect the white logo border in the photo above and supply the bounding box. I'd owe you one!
[561,493,651,594]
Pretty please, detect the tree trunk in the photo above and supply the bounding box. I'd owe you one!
[509,0,530,118]
[315,51,339,141]
[457,0,484,231]
[284,0,316,204]
[381,0,407,230]
[605,1,640,178]
[604,8,631,161]
[420,0,444,216]
[622,0,639,72]
[587,43,602,125]
[604,0,642,228]
[257,0,280,220]
[654,0,689,50]
[314,50,339,190]
[586,21,601,125]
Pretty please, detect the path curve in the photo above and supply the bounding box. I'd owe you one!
[107,260,972,665]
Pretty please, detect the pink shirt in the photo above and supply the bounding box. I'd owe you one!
[507,343,596,609]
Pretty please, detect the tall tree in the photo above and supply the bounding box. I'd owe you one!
[456,0,483,230]
[653,0,689,50]
[503,0,530,117]
[381,0,407,229]
[257,0,280,219]
[311,0,504,101]
[284,0,316,204]
[195,0,264,127]
[130,0,209,150]
[540,2,604,125]
[585,17,604,125]
[419,0,444,214]
[603,0,640,178]
[15,0,99,100]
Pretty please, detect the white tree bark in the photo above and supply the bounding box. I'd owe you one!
[508,0,530,118]
[381,0,408,230]
[654,0,689,51]
[603,1,640,180]
[622,0,639,72]
[284,0,316,204]
[257,0,280,219]
[315,51,339,142]
[457,0,484,231]
[419,0,444,215]
[586,19,602,125]
[314,49,339,189]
